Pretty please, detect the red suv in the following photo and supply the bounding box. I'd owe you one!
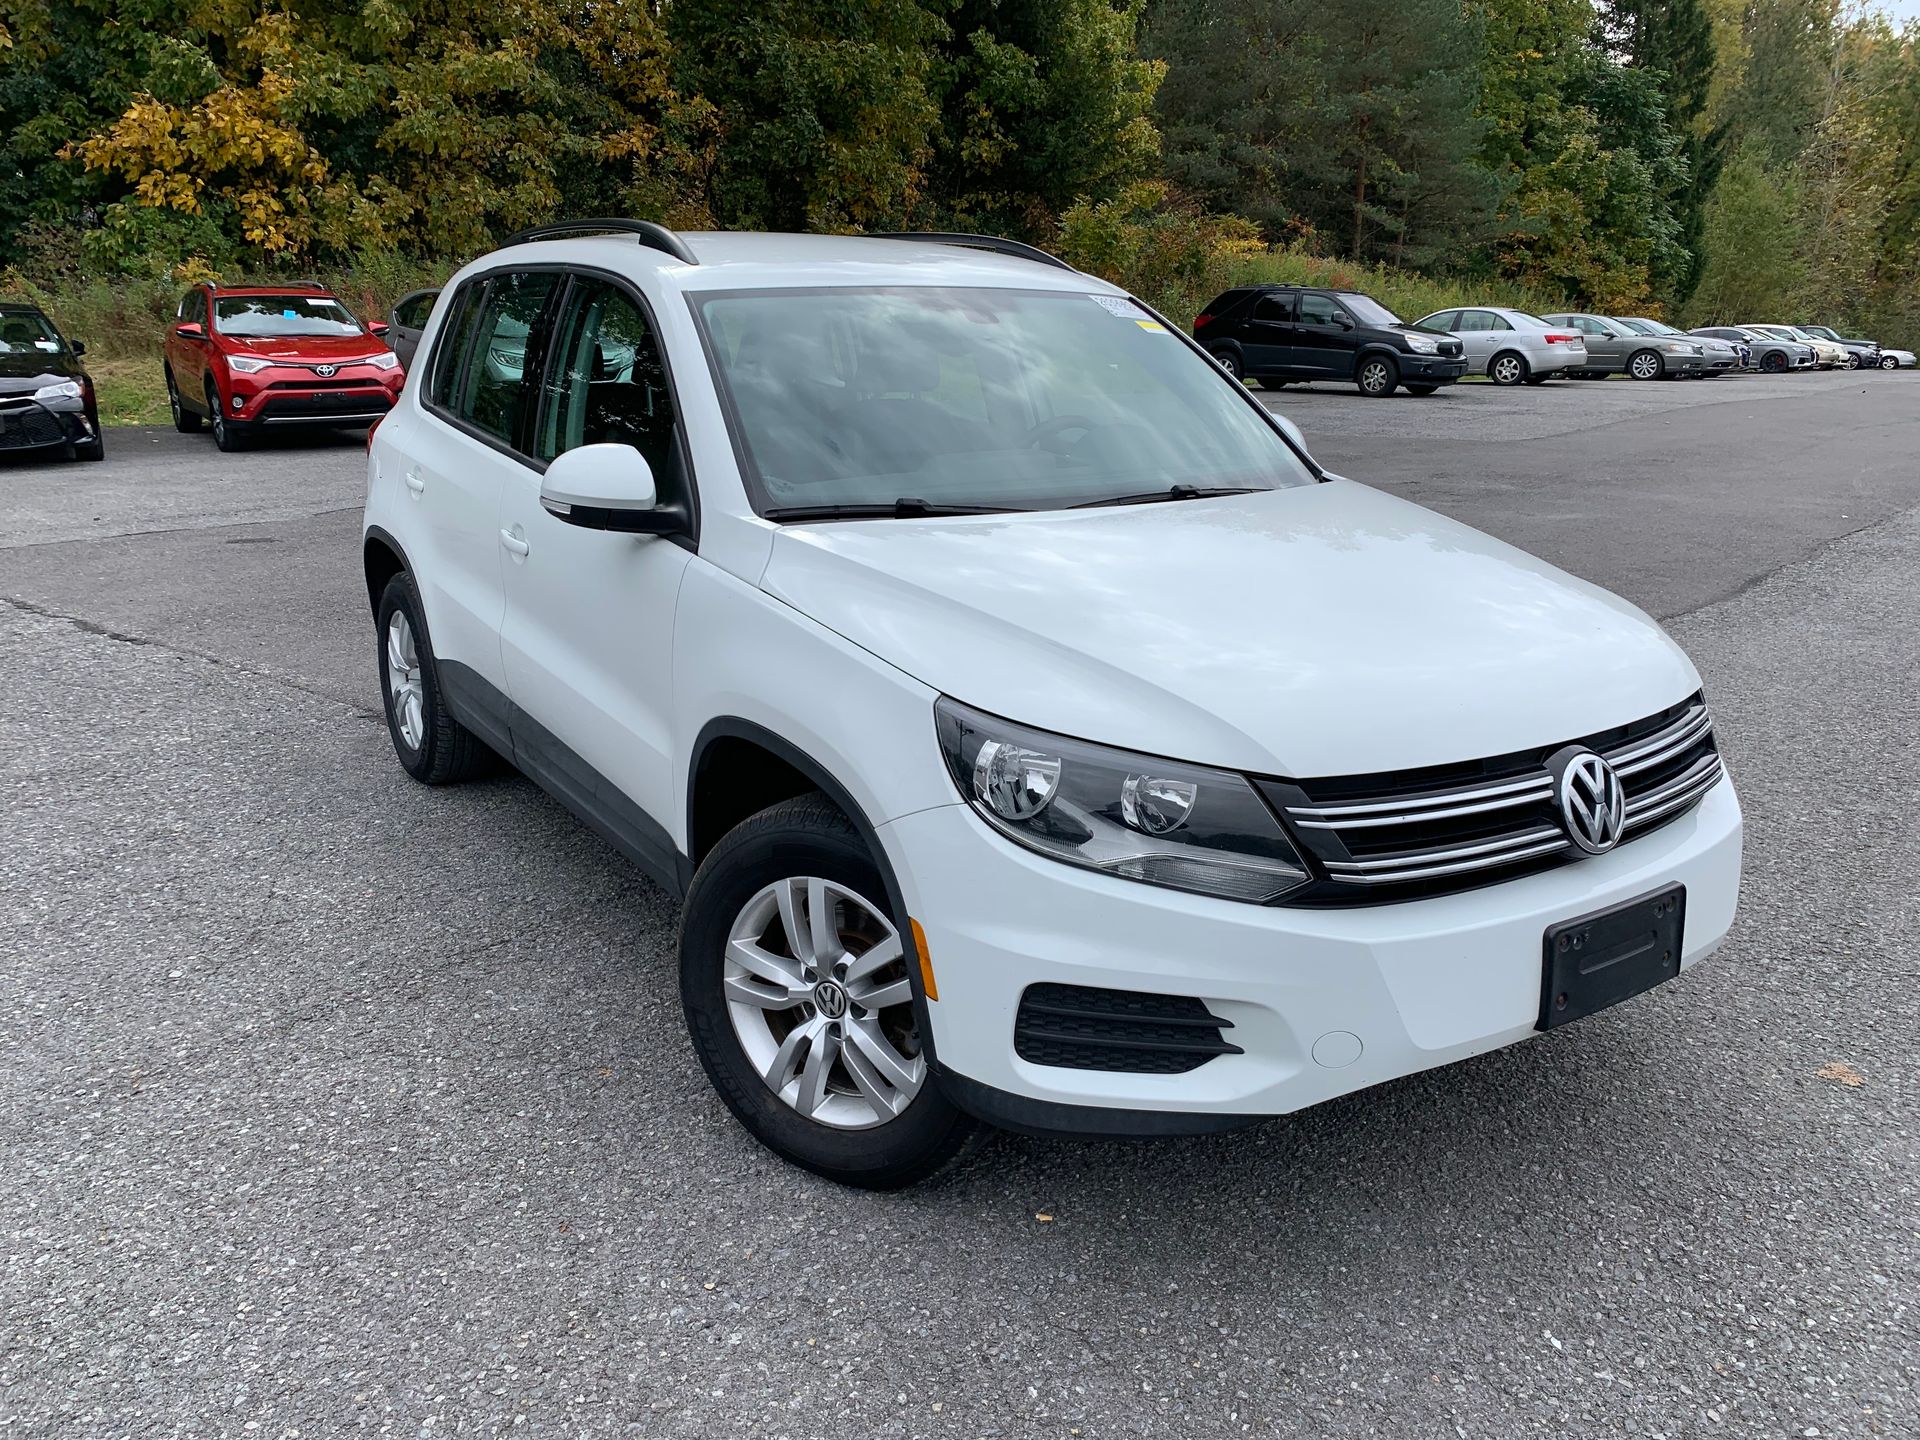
[163,282,404,451]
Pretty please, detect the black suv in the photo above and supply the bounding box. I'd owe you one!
[1194,286,1467,397]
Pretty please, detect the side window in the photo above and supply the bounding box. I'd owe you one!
[1425,311,1459,332]
[453,271,559,449]
[429,283,479,409]
[535,279,680,489]
[1456,311,1491,332]
[393,289,438,330]
[1487,313,1514,331]
[1253,294,1293,323]
[1296,294,1339,327]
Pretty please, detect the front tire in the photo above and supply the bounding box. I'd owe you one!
[1845,352,1862,370]
[1489,350,1529,386]
[1881,354,1898,370]
[1627,349,1663,381]
[681,796,978,1190]
[167,369,203,433]
[375,573,491,784]
[1356,355,1398,397]
[207,381,248,452]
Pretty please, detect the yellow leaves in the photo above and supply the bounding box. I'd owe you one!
[1815,1061,1866,1088]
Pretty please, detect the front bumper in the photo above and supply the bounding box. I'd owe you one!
[1401,355,1467,382]
[0,397,96,454]
[885,776,1742,1131]
[225,366,402,427]
[1664,353,1708,374]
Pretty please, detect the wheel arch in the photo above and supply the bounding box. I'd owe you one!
[363,525,412,621]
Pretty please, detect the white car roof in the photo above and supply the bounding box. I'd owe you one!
[464,231,1126,298]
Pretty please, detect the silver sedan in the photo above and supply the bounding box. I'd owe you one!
[1411,307,1589,386]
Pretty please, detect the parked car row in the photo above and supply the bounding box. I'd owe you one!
[1192,282,1914,396]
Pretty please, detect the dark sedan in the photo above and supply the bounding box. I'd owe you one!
[0,303,103,461]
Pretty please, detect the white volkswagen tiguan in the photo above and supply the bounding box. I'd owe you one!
[363,223,1742,1188]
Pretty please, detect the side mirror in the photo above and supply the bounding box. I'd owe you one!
[539,443,683,535]
[175,322,204,339]
[369,320,391,337]
[1335,314,1355,330]
[70,340,86,356]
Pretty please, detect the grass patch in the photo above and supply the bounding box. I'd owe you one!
[90,357,171,427]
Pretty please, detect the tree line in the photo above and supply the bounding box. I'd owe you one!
[1,1,1916,339]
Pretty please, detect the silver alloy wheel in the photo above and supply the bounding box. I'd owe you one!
[1490,352,1524,385]
[385,610,426,751]
[1629,350,1661,380]
[1358,359,1391,394]
[724,876,925,1130]
[1882,354,1898,370]
[1845,353,1861,370]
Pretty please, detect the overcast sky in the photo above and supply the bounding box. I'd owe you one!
[1868,0,1920,22]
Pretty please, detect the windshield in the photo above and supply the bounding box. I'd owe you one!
[695,287,1315,514]
[1615,318,1660,336]
[1337,293,1403,327]
[0,310,63,355]
[214,295,363,338]
[1803,326,1839,340]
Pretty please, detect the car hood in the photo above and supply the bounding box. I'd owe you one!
[0,355,79,388]
[760,481,1700,778]
[221,334,388,362]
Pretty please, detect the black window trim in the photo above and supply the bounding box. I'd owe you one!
[419,260,700,548]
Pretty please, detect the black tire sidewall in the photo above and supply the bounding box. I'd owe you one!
[680,801,975,1190]
[1357,356,1397,396]
[375,573,453,783]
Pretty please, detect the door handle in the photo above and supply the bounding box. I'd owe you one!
[500,529,530,558]
[404,470,426,496]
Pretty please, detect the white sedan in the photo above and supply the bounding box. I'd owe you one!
[1412,307,1589,386]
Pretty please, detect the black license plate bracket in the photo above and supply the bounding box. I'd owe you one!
[1538,884,1686,1030]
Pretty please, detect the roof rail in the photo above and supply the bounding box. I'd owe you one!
[871,231,1076,272]
[502,218,699,265]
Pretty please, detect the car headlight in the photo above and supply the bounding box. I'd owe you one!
[367,350,401,371]
[1404,333,1440,354]
[934,698,1310,903]
[489,347,522,370]
[32,380,83,402]
[227,355,274,374]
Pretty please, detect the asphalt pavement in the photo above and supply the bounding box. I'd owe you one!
[2,369,1916,1438]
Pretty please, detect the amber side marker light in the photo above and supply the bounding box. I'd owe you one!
[910,918,938,1001]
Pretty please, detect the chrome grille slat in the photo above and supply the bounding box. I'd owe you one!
[1270,698,1720,900]
[1605,705,1710,776]
[1323,824,1567,875]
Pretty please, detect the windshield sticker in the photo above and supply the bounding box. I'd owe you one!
[1135,319,1168,333]
[1089,294,1149,320]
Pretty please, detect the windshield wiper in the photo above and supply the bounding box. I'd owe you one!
[762,497,1020,521]
[1071,485,1266,509]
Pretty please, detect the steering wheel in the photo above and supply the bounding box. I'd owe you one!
[1022,414,1095,456]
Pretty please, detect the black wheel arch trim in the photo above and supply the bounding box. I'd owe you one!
[686,716,943,1072]
[363,525,416,620]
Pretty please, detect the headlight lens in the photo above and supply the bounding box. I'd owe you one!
[227,355,273,374]
[935,698,1310,903]
[32,380,82,402]
[367,349,401,371]
[1404,333,1440,354]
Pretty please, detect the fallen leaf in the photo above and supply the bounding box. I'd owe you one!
[1035,1212,1054,1222]
[1815,1061,1865,1088]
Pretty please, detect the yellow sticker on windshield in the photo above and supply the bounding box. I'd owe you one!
[1135,319,1167,333]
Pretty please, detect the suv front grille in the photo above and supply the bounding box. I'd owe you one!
[1014,983,1242,1075]
[1259,697,1723,904]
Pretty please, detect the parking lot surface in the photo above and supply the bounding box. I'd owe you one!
[3,370,1916,1438]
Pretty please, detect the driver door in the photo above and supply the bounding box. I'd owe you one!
[497,273,694,868]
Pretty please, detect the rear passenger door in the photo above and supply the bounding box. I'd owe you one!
[496,272,695,876]
[1240,293,1294,375]
[409,268,561,719]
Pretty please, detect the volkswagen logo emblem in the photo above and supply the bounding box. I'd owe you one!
[1549,747,1627,855]
[314,363,338,378]
[812,979,849,1020]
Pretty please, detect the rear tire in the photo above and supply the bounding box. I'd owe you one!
[1488,350,1529,386]
[375,572,492,785]
[1522,373,1551,386]
[1627,349,1663,381]
[1209,347,1244,381]
[680,796,979,1190]
[1356,355,1398,397]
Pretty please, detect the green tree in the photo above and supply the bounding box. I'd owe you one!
[1685,145,1803,320]
[668,0,944,231]
[923,0,1163,237]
